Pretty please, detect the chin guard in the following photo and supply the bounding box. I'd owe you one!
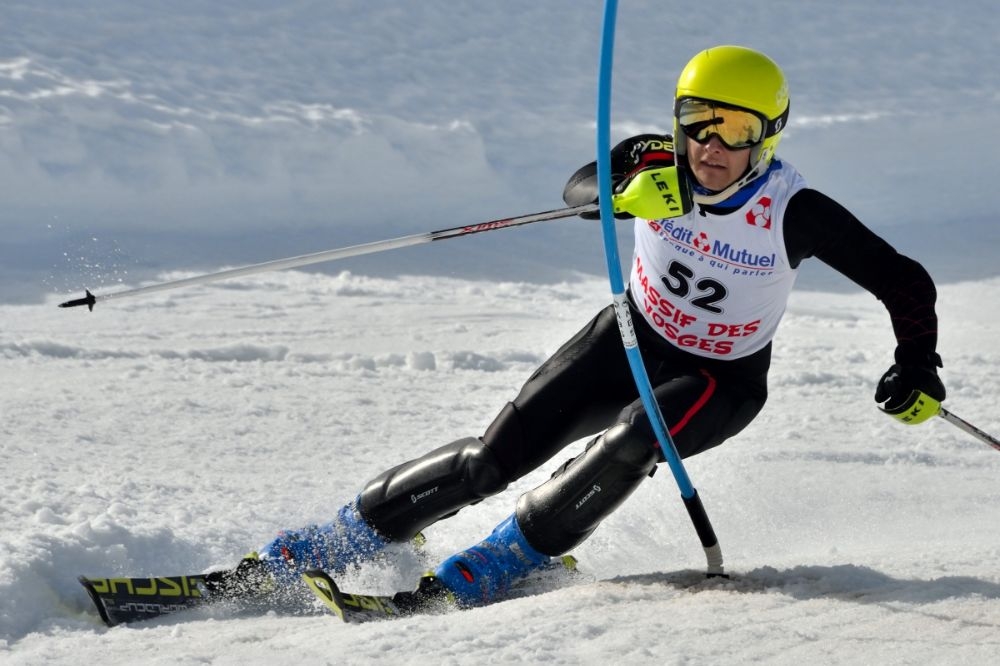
[879,389,942,425]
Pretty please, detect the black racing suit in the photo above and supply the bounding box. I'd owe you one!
[355,135,939,555]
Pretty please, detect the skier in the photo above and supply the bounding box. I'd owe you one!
[248,45,947,606]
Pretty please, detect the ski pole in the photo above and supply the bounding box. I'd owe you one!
[595,0,724,577]
[938,407,1000,452]
[58,203,598,311]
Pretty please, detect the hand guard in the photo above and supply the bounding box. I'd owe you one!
[611,165,692,220]
[562,134,691,220]
[875,349,945,425]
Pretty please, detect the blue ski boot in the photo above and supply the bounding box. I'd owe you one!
[258,498,388,584]
[433,513,550,606]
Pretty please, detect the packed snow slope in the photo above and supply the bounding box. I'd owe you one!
[2,272,1000,664]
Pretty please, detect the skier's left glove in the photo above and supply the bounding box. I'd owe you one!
[875,347,945,425]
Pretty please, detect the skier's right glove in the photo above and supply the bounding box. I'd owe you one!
[562,134,691,220]
[875,347,946,425]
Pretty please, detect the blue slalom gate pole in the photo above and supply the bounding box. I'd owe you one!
[595,0,724,576]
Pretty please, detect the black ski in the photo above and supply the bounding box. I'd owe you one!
[80,533,429,626]
[79,574,218,626]
[79,556,274,626]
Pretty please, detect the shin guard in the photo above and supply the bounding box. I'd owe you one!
[516,423,659,555]
[358,437,510,540]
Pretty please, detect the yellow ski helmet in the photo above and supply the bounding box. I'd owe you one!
[674,45,790,203]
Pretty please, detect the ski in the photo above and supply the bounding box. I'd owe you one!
[304,555,580,623]
[79,573,219,627]
[303,570,450,622]
[80,533,429,626]
[79,556,274,627]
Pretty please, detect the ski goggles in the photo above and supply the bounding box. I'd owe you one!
[675,97,788,150]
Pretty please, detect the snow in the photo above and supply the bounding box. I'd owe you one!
[4,272,1000,663]
[2,1,1000,664]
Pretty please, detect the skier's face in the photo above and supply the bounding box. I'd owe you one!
[686,135,751,192]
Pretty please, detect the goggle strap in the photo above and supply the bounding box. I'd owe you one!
[765,103,790,138]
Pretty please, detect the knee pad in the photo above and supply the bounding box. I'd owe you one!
[358,437,509,540]
[516,423,659,555]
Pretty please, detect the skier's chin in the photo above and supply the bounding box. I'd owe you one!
[692,166,737,192]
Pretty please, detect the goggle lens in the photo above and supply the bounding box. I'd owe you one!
[677,99,765,150]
